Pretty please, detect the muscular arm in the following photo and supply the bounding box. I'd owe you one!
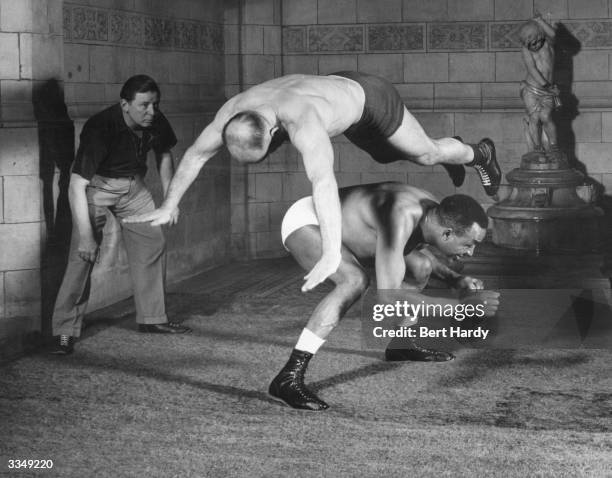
[375,205,411,290]
[124,121,223,224]
[163,124,222,210]
[289,110,342,291]
[375,207,463,310]
[418,246,462,283]
[418,246,483,290]
[68,173,98,263]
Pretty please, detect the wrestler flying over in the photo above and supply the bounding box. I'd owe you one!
[125,72,502,292]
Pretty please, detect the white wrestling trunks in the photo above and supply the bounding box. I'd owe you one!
[280,196,319,248]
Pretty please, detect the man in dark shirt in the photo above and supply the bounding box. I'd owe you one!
[50,75,190,355]
[269,182,501,410]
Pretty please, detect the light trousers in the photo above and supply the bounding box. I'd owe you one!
[52,175,167,337]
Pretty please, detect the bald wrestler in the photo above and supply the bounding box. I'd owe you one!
[269,182,501,410]
[125,72,502,292]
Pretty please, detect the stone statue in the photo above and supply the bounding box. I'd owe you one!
[518,14,565,166]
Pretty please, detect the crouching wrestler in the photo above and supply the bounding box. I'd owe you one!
[269,182,501,410]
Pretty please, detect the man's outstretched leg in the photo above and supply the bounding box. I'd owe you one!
[387,108,502,196]
[269,226,368,411]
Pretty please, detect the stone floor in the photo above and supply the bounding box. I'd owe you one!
[2,237,612,476]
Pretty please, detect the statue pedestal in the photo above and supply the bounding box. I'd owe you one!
[487,153,602,253]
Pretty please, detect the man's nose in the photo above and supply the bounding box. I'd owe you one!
[146,104,155,115]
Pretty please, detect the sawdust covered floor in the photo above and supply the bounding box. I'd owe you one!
[1,254,611,477]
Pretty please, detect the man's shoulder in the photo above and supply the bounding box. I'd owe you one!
[386,190,429,231]
[362,185,420,232]
[83,103,121,131]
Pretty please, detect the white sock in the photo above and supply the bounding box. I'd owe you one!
[295,328,326,355]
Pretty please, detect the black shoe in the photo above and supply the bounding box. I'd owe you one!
[441,136,467,187]
[269,349,329,411]
[472,138,501,196]
[138,322,191,334]
[49,335,74,355]
[385,340,454,362]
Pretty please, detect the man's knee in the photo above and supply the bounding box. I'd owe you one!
[411,255,433,283]
[339,267,370,295]
[125,224,166,261]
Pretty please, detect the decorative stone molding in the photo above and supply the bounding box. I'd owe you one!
[368,24,424,51]
[565,21,612,49]
[308,25,364,52]
[63,3,223,53]
[281,19,612,54]
[429,23,487,51]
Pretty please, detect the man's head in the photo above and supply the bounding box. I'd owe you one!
[120,75,160,129]
[222,111,286,163]
[426,194,488,258]
[519,20,546,52]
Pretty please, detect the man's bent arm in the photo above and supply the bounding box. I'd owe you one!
[68,173,98,263]
[375,204,412,290]
[375,210,460,308]
[417,246,463,284]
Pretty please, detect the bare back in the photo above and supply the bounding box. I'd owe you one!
[339,183,436,259]
[216,74,365,137]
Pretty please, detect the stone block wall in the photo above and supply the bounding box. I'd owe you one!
[225,0,284,257]
[0,0,230,359]
[230,0,612,258]
[0,0,64,358]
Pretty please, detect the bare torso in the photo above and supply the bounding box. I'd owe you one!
[339,183,436,259]
[217,74,365,137]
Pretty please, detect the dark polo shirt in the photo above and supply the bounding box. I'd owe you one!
[73,103,177,180]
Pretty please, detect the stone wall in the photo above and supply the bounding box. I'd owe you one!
[230,0,612,258]
[0,0,230,359]
[225,0,284,258]
[0,0,64,358]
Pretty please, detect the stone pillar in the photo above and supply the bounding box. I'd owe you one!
[488,159,602,253]
[0,0,65,359]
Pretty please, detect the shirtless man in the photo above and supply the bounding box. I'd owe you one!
[269,182,501,410]
[519,14,561,154]
[125,72,501,291]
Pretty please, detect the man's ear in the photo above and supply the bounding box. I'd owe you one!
[120,98,129,111]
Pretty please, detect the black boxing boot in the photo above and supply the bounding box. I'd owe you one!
[385,337,454,362]
[467,138,501,196]
[269,349,329,411]
[441,136,467,187]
